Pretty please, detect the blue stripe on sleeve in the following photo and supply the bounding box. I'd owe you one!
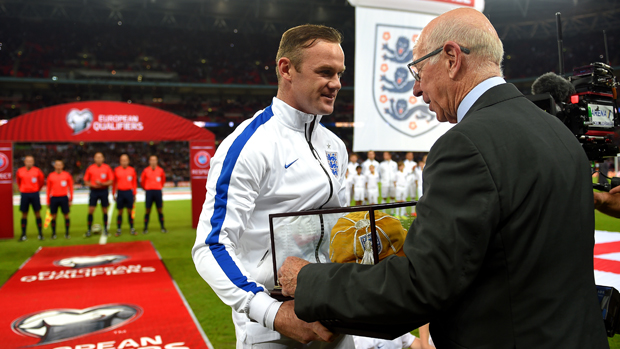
[205,106,274,294]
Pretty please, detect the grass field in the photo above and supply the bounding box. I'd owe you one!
[1,199,620,348]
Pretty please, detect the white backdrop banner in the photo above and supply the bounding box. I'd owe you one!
[350,1,484,152]
[353,7,451,152]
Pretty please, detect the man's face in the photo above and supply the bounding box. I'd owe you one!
[412,43,456,123]
[120,155,129,168]
[149,156,158,168]
[367,151,375,161]
[350,154,358,163]
[24,156,34,169]
[94,153,104,165]
[289,40,345,115]
[406,152,413,161]
[54,161,64,172]
[383,152,391,161]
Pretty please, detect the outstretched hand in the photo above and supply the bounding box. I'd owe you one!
[594,188,620,219]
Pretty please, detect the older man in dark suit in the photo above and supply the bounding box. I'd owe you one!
[278,7,609,349]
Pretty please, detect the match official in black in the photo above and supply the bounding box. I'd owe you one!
[140,155,167,234]
[83,152,114,237]
[113,154,138,236]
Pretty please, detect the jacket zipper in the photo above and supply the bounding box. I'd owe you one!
[305,115,333,208]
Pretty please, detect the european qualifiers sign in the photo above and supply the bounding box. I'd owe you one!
[0,101,215,236]
[0,101,212,142]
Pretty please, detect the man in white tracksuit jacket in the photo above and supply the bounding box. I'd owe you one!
[192,24,353,348]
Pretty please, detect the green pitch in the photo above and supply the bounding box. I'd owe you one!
[2,200,620,348]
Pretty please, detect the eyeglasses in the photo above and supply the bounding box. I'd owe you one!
[407,45,470,82]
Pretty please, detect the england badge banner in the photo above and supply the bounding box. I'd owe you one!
[352,6,454,152]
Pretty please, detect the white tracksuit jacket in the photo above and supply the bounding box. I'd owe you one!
[192,97,351,348]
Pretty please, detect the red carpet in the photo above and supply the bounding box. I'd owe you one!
[0,241,212,349]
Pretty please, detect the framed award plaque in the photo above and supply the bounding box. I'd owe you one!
[267,201,417,339]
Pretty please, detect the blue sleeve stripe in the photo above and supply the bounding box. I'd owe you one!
[205,105,274,294]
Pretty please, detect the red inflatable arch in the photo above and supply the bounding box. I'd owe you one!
[0,101,215,239]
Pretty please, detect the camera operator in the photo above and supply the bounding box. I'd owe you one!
[594,186,620,218]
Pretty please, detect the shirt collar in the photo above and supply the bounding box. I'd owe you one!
[271,97,322,131]
[457,77,506,123]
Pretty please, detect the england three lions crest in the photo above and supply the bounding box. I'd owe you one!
[373,24,441,138]
[326,151,338,176]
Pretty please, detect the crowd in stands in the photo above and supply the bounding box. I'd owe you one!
[1,17,618,156]
[13,142,190,187]
[0,17,355,86]
[2,16,616,85]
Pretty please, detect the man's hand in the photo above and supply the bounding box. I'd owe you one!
[594,189,620,219]
[274,300,335,344]
[277,256,309,297]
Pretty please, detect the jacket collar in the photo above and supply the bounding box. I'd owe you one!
[271,97,323,131]
[463,83,524,121]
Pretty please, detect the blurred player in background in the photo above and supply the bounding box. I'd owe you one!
[113,154,137,236]
[394,162,408,217]
[15,155,44,241]
[362,150,379,175]
[411,157,426,217]
[362,151,379,204]
[352,165,366,206]
[403,152,417,200]
[367,164,380,205]
[379,151,398,203]
[347,153,359,177]
[84,152,114,237]
[46,159,73,239]
[140,155,167,234]
[347,153,359,203]
[415,156,426,199]
[344,168,353,207]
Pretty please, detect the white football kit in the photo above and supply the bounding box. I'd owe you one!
[403,159,416,199]
[366,171,380,204]
[414,166,423,199]
[395,171,408,201]
[192,97,352,348]
[352,172,367,202]
[379,160,398,199]
[361,158,380,176]
[344,173,353,207]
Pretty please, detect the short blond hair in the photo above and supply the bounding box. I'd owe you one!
[276,24,343,81]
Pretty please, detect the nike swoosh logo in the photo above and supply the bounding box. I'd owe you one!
[285,159,299,169]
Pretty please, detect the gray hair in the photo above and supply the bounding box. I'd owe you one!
[417,16,504,74]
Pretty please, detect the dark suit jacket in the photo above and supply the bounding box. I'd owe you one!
[294,83,609,348]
